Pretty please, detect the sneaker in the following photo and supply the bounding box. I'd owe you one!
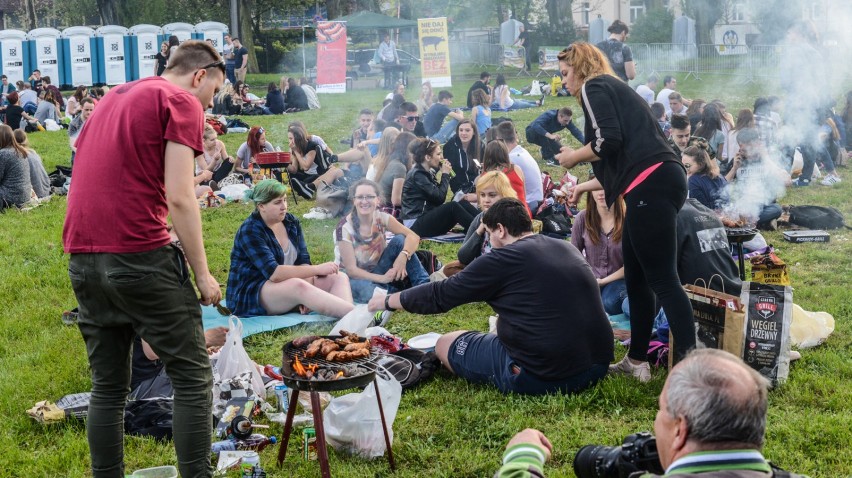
[373,310,393,327]
[820,176,836,186]
[609,355,652,383]
[792,178,811,187]
[544,157,559,166]
[291,178,315,199]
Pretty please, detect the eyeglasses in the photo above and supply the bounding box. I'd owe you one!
[405,116,419,122]
[354,195,377,202]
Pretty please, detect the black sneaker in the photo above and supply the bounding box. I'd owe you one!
[539,93,546,107]
[544,157,558,166]
[291,178,316,199]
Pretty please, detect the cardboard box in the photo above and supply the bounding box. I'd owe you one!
[783,230,830,243]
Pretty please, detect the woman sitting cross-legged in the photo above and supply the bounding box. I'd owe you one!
[401,138,478,238]
[571,189,627,317]
[227,180,355,318]
[337,179,429,303]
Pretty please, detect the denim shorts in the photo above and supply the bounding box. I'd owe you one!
[446,332,608,395]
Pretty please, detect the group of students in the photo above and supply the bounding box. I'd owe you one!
[212,77,319,116]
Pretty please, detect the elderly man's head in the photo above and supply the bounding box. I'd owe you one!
[654,349,769,469]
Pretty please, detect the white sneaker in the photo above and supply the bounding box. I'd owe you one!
[609,355,652,383]
[820,176,836,186]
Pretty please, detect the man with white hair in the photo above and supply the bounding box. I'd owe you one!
[495,348,806,477]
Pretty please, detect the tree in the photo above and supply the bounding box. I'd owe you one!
[750,0,804,45]
[95,0,121,25]
[683,0,725,47]
[630,7,674,44]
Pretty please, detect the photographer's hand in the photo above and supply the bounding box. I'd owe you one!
[506,428,553,461]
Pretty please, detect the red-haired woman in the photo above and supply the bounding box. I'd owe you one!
[234,126,275,178]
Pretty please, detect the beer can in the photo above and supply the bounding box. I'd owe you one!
[274,384,289,412]
[303,427,317,460]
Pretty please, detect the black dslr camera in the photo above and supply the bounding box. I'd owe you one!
[573,432,664,478]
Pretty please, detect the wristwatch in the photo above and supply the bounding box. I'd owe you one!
[384,294,397,312]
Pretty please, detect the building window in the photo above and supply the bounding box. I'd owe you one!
[582,2,590,26]
[629,0,645,23]
[732,0,747,22]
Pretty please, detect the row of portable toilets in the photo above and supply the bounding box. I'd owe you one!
[0,21,229,88]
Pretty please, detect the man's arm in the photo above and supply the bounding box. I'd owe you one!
[240,49,248,69]
[567,121,585,144]
[164,141,221,306]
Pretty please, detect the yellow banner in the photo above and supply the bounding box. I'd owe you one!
[417,17,452,87]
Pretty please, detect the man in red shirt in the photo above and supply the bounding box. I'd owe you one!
[63,41,224,478]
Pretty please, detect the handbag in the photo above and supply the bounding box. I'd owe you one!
[535,204,571,237]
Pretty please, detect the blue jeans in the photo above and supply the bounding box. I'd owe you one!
[446,332,609,395]
[430,119,459,144]
[225,63,235,85]
[349,235,430,303]
[600,279,628,316]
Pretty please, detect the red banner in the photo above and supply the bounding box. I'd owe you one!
[316,21,347,93]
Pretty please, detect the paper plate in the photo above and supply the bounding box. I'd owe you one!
[407,332,442,351]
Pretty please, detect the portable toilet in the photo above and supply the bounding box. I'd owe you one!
[61,26,97,88]
[129,24,162,80]
[161,22,195,46]
[27,28,62,86]
[588,15,608,45]
[95,25,131,85]
[0,30,30,85]
[193,21,228,54]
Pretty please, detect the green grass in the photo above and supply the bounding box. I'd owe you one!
[1,73,850,477]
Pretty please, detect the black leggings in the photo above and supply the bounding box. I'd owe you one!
[410,201,477,238]
[622,161,695,364]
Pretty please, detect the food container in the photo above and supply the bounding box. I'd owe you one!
[407,332,441,352]
[131,466,178,478]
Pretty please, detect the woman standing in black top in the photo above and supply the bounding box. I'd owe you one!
[154,41,169,76]
[558,42,694,380]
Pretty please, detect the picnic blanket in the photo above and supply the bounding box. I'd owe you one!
[201,302,336,337]
[421,232,466,243]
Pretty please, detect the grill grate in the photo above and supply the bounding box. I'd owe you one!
[280,336,380,392]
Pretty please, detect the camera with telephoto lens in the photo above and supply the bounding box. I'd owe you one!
[573,432,664,478]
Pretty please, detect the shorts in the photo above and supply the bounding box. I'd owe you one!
[446,332,608,395]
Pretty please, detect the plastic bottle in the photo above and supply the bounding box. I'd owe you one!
[211,434,277,455]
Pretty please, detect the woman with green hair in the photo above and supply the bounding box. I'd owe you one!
[226,179,354,318]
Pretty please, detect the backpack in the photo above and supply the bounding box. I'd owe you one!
[414,250,442,275]
[535,204,571,238]
[788,205,850,230]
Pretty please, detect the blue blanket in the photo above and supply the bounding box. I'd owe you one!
[201,302,336,337]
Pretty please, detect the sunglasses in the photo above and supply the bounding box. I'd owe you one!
[405,116,419,122]
[256,127,265,137]
[198,59,226,75]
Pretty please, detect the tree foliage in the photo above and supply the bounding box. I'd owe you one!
[683,0,724,46]
[630,7,674,44]
[749,0,803,45]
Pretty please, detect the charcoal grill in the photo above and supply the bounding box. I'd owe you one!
[275,336,395,477]
[726,227,759,280]
[255,151,298,204]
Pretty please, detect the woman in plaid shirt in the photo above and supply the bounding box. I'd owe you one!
[226,180,355,318]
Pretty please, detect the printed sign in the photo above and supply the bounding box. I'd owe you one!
[417,17,452,87]
[502,45,526,69]
[315,21,347,93]
[538,46,561,71]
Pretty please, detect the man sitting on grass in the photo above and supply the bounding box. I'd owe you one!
[369,198,614,395]
[525,107,584,166]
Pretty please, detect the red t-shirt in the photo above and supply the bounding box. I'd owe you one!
[63,77,205,254]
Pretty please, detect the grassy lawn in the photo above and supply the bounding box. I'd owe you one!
[1,72,850,477]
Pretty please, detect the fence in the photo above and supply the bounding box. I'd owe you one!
[628,43,830,84]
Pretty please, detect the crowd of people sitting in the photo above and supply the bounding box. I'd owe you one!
[43,36,844,477]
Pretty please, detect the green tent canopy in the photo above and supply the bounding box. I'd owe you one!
[333,11,417,30]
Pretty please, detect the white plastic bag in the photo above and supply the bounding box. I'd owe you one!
[330,288,385,336]
[44,119,62,131]
[528,80,542,96]
[216,316,265,399]
[219,183,250,201]
[790,303,835,349]
[323,368,402,458]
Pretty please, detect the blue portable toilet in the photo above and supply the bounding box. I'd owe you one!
[129,24,162,80]
[0,30,31,85]
[161,23,195,46]
[27,28,63,87]
[193,21,228,54]
[60,26,97,88]
[95,26,131,85]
